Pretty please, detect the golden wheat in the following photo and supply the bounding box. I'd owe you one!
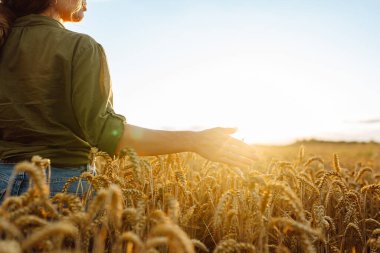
[1,143,380,252]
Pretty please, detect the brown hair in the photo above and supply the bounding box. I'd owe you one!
[0,0,51,47]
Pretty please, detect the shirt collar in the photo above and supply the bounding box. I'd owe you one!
[13,14,65,29]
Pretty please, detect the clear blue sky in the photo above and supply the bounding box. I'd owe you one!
[67,0,380,144]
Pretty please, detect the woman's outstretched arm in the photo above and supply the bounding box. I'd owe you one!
[115,124,257,168]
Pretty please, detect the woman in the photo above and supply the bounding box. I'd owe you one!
[0,0,257,199]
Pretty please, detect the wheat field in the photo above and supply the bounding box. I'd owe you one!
[1,141,380,253]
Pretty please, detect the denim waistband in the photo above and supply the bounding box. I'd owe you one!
[0,162,91,175]
[0,159,90,169]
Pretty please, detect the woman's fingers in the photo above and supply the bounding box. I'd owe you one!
[218,154,254,168]
[231,148,258,162]
[219,137,258,160]
[196,127,259,168]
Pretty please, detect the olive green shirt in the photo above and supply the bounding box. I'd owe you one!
[0,14,126,166]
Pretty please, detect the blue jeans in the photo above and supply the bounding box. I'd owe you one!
[0,163,90,203]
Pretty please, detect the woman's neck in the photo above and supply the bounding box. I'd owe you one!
[39,7,64,24]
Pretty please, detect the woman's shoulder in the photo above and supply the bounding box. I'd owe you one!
[60,30,107,59]
[63,29,101,50]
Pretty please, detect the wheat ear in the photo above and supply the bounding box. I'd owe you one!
[149,223,195,253]
[21,221,79,251]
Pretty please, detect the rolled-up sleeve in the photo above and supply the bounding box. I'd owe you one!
[71,36,125,156]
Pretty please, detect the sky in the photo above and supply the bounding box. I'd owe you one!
[67,0,380,145]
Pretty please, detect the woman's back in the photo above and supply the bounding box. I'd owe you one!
[0,14,125,166]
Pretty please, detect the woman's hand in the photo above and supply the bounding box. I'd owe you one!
[116,124,258,168]
[192,127,258,168]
